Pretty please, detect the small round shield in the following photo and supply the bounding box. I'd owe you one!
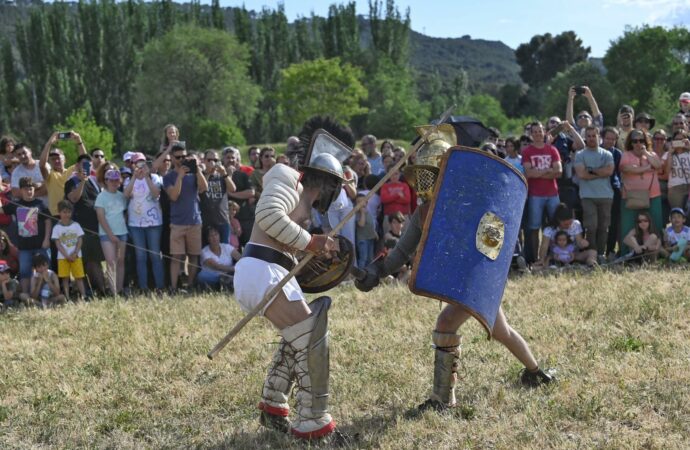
[297,235,355,293]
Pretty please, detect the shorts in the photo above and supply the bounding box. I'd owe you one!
[99,234,128,242]
[170,224,202,256]
[57,258,85,279]
[233,255,304,316]
[527,195,561,230]
[82,233,105,263]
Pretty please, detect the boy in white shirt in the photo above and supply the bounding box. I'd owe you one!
[51,200,86,298]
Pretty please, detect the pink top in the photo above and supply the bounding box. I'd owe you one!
[620,151,661,199]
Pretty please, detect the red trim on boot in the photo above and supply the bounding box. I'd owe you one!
[258,402,289,417]
[291,420,336,439]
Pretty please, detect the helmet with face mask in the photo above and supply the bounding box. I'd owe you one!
[402,124,457,201]
[300,129,352,213]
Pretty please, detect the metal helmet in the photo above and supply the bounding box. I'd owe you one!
[403,124,457,201]
[301,129,352,212]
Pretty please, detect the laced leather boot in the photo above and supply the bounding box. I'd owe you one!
[418,331,462,412]
[258,338,294,433]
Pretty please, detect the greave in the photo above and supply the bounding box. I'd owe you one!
[430,331,462,407]
[259,338,294,417]
[283,296,335,439]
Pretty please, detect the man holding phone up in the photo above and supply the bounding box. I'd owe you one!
[157,141,208,292]
[200,149,236,245]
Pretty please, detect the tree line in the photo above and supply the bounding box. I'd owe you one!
[1,1,689,158]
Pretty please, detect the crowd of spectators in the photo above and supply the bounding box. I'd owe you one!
[2,87,690,309]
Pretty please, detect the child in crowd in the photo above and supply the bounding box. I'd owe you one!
[547,230,575,267]
[0,177,52,294]
[30,253,65,308]
[660,207,690,262]
[52,200,86,299]
[355,193,378,269]
[228,200,242,249]
[95,169,128,295]
[0,259,29,308]
[384,212,405,245]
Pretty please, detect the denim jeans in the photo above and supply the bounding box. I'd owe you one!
[197,269,220,288]
[19,248,49,280]
[128,225,164,289]
[356,239,375,269]
[527,195,561,230]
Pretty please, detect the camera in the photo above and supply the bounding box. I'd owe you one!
[171,140,186,150]
[135,160,146,169]
[574,86,586,95]
[182,158,197,173]
[672,140,685,148]
[58,131,72,140]
[82,161,91,174]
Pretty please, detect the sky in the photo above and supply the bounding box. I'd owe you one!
[216,0,690,57]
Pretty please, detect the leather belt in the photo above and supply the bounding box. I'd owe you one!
[243,244,296,272]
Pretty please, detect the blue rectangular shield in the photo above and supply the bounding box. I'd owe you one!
[409,147,527,336]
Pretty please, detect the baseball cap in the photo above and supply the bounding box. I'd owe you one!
[679,92,690,103]
[0,260,10,273]
[130,152,146,163]
[619,105,634,115]
[670,207,686,217]
[105,169,122,181]
[120,167,132,176]
[123,151,135,162]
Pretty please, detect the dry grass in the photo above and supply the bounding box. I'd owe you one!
[1,268,689,449]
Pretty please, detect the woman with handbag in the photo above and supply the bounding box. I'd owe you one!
[620,130,663,254]
[662,130,690,209]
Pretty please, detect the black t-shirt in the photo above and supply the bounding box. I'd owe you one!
[64,175,101,233]
[200,174,229,225]
[230,170,255,222]
[2,198,50,250]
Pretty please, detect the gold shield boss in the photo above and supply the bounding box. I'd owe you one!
[403,124,457,201]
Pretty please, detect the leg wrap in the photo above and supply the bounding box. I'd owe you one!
[259,338,294,417]
[284,296,336,439]
[430,331,462,407]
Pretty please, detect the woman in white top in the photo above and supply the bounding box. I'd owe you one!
[197,225,241,290]
[663,130,690,209]
[123,152,165,290]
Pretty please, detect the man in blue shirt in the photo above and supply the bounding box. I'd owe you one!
[161,143,208,291]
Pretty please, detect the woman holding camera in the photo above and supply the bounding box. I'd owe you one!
[123,152,165,291]
[662,130,690,210]
[620,130,663,254]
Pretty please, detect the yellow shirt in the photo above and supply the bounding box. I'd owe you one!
[46,165,76,215]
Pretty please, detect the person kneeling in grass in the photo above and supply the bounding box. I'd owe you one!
[0,259,30,308]
[30,252,65,308]
[660,207,690,262]
[52,200,86,299]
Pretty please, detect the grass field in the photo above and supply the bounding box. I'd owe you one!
[1,268,689,449]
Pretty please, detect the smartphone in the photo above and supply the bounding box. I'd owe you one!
[135,160,146,169]
[82,160,91,173]
[58,131,72,140]
[672,140,685,148]
[548,122,567,137]
[574,86,586,95]
[182,158,197,173]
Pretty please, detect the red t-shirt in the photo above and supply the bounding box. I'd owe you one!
[239,165,254,175]
[522,144,561,196]
[380,181,411,215]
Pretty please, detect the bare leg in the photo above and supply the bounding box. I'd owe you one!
[435,303,472,333]
[264,290,312,329]
[187,255,199,287]
[491,307,538,371]
[116,240,126,293]
[61,278,70,300]
[101,241,117,295]
[170,255,183,289]
[86,261,105,294]
[75,278,86,297]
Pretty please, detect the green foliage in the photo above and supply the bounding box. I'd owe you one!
[465,94,531,136]
[369,0,411,66]
[134,25,259,149]
[515,31,590,87]
[276,57,368,131]
[542,62,619,123]
[646,84,679,131]
[604,26,690,110]
[363,59,428,140]
[56,107,114,164]
[186,118,246,150]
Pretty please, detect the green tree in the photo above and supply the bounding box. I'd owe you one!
[276,57,367,130]
[465,94,531,136]
[515,31,590,87]
[364,59,428,139]
[133,25,260,149]
[647,84,678,130]
[56,106,115,164]
[368,0,411,66]
[604,25,690,110]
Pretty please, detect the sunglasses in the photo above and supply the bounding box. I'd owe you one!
[49,153,61,158]
[262,154,275,158]
[92,154,105,159]
[631,138,647,144]
[174,155,186,160]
